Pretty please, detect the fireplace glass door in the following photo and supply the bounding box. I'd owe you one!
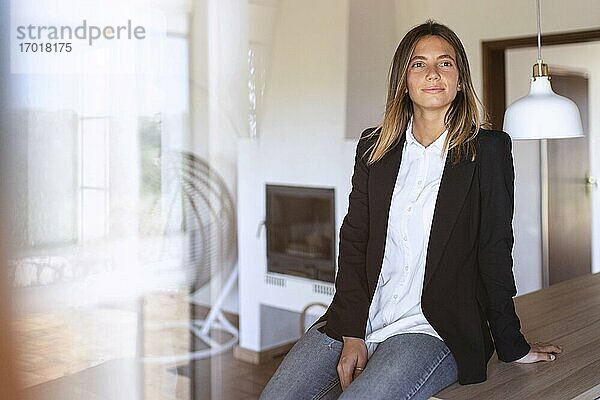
[266,185,335,283]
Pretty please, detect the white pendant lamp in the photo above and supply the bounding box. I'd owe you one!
[503,0,583,139]
[503,0,585,289]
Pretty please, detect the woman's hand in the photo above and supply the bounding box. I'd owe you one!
[337,336,368,391]
[514,341,562,363]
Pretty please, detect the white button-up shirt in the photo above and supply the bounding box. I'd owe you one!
[365,121,448,357]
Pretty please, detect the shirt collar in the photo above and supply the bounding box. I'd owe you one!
[405,119,448,156]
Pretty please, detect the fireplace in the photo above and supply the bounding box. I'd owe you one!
[266,184,335,283]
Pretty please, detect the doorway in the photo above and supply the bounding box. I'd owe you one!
[547,71,591,284]
[483,30,600,288]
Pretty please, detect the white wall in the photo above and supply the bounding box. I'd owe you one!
[237,0,352,351]
[345,0,396,138]
[259,0,348,141]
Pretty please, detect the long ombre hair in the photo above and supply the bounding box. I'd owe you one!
[366,20,486,165]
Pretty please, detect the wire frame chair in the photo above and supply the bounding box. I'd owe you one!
[143,151,238,363]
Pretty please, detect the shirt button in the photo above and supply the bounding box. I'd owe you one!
[404,265,409,271]
[407,206,412,212]
[393,294,398,300]
[417,179,422,185]
[403,235,408,241]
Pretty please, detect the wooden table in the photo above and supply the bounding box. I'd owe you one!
[433,272,600,400]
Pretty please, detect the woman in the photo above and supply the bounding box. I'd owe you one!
[260,20,562,400]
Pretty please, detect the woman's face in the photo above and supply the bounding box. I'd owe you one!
[406,35,460,115]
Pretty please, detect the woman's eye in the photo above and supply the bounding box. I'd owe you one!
[440,61,453,67]
[411,62,424,68]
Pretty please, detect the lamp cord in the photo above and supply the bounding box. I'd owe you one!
[536,0,542,61]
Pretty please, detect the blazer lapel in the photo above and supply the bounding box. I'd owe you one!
[367,135,405,283]
[423,153,476,289]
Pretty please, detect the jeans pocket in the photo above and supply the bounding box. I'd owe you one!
[325,336,343,351]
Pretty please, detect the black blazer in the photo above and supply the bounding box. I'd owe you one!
[316,127,531,385]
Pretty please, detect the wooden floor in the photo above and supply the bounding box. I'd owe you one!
[194,347,283,399]
[20,346,283,400]
[15,291,283,400]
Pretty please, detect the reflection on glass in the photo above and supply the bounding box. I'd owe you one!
[81,189,107,241]
[5,0,266,398]
[7,3,206,399]
[81,118,108,189]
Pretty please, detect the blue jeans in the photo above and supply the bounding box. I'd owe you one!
[260,322,458,400]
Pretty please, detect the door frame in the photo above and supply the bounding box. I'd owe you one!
[481,28,600,129]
